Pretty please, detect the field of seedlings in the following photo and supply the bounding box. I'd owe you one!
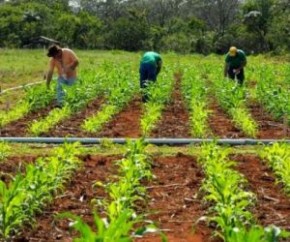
[0,50,290,242]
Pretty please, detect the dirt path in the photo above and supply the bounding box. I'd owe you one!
[19,155,119,241]
[0,104,54,137]
[48,97,105,137]
[96,96,142,138]
[136,154,217,242]
[150,73,191,138]
[208,98,245,138]
[0,155,38,183]
[247,100,290,139]
[234,154,290,230]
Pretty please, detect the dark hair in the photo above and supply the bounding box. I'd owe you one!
[47,44,61,57]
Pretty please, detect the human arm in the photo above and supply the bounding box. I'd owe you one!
[156,60,162,75]
[235,60,247,72]
[224,62,229,77]
[46,60,54,89]
[224,54,230,77]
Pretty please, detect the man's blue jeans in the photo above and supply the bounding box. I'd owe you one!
[57,76,76,105]
[139,62,157,102]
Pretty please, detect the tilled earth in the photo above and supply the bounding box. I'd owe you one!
[1,76,289,139]
[1,153,289,241]
[1,73,289,241]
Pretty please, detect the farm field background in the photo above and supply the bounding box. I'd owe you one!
[0,49,290,242]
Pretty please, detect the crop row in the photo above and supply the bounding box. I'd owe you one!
[1,141,290,241]
[0,61,289,138]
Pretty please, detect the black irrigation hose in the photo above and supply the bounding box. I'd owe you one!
[0,137,290,145]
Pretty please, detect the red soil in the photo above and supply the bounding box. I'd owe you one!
[248,100,290,139]
[150,72,191,138]
[1,74,289,139]
[2,153,289,241]
[208,98,245,138]
[0,104,54,137]
[233,154,290,230]
[48,97,105,137]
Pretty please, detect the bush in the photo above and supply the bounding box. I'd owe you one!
[159,32,191,54]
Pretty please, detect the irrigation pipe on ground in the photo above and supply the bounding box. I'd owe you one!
[0,81,44,95]
[0,137,289,145]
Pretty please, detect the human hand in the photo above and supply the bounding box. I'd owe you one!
[233,69,240,74]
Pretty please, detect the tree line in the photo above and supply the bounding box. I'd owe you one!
[0,0,289,54]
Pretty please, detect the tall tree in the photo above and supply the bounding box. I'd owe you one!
[242,0,274,51]
[193,0,240,35]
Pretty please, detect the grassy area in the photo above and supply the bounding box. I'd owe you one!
[0,49,140,109]
[1,142,262,159]
[0,49,141,90]
[0,49,287,90]
[0,49,185,110]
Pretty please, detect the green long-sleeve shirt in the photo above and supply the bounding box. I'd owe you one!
[140,52,162,65]
[225,49,247,68]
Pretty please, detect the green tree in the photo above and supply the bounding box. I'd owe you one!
[242,0,274,51]
[267,0,290,53]
[52,13,80,47]
[104,9,150,51]
[74,11,103,49]
[0,4,22,47]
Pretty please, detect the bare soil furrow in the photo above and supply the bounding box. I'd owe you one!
[150,73,191,138]
[0,104,54,137]
[0,155,38,183]
[48,97,105,137]
[96,96,142,138]
[19,155,119,241]
[136,153,217,242]
[208,98,245,138]
[234,154,290,230]
[247,100,290,138]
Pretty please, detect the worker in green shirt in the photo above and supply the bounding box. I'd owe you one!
[224,46,247,85]
[139,51,162,102]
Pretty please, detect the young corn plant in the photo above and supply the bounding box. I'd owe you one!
[29,69,108,136]
[208,66,258,137]
[181,66,210,137]
[0,102,30,128]
[59,209,141,242]
[0,143,81,240]
[197,143,289,242]
[0,142,10,161]
[0,84,55,128]
[61,139,163,241]
[256,66,290,125]
[29,105,72,136]
[95,139,152,221]
[82,64,138,133]
[140,67,174,137]
[223,225,290,242]
[231,108,258,138]
[259,143,290,194]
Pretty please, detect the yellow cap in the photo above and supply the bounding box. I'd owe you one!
[229,46,237,56]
